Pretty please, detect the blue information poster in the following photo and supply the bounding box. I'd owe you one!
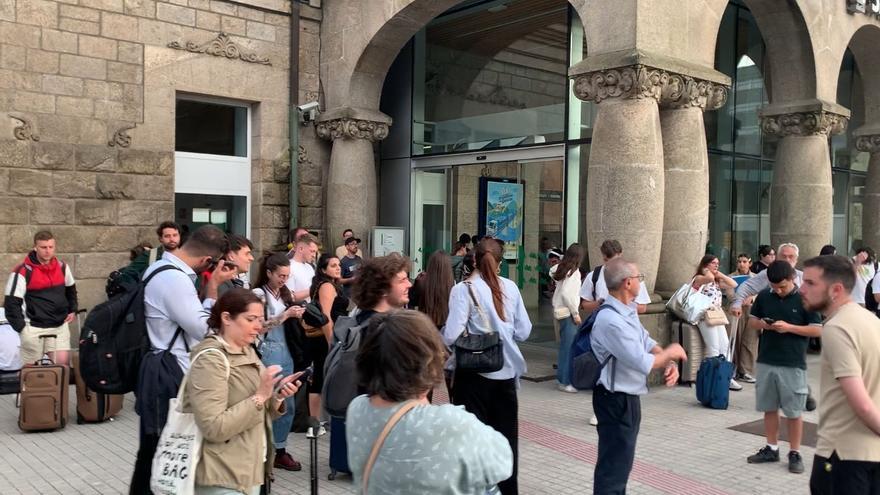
[483,179,524,259]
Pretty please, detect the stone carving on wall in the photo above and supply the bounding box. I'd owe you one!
[167,32,271,66]
[572,65,730,110]
[316,118,389,142]
[108,123,136,148]
[10,114,39,141]
[761,111,849,137]
[855,134,880,153]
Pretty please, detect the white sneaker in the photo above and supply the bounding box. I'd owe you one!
[729,378,743,391]
[589,414,598,426]
[562,385,578,394]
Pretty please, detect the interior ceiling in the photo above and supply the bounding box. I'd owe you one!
[427,0,569,59]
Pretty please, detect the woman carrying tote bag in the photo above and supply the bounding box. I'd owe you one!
[182,289,302,495]
[550,243,585,393]
[443,238,532,495]
[691,255,740,391]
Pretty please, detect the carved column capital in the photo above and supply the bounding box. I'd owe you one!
[572,65,729,110]
[315,107,392,142]
[760,109,849,138]
[856,134,880,153]
[316,118,389,142]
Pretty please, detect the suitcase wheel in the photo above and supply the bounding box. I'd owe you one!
[328,470,337,481]
[77,413,84,425]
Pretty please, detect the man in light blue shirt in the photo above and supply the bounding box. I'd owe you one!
[590,258,687,495]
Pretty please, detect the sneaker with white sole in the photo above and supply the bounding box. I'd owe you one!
[738,373,756,384]
[729,378,743,391]
[589,414,598,426]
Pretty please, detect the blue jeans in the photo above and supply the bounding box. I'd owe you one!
[556,317,577,385]
[259,336,294,449]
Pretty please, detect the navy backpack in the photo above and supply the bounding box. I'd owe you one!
[570,304,616,390]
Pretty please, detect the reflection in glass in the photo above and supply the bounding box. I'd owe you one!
[412,0,569,155]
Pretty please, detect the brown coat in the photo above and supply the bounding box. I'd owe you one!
[182,335,283,493]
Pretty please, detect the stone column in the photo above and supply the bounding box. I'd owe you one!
[316,107,391,250]
[571,64,728,292]
[655,78,729,292]
[856,132,880,250]
[759,102,849,259]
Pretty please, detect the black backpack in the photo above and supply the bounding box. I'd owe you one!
[79,264,181,394]
[322,314,370,417]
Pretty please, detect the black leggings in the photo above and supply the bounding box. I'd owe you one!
[451,372,518,495]
[305,335,328,392]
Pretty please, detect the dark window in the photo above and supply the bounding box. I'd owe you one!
[175,99,247,157]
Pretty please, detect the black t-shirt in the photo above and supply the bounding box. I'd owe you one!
[751,261,769,274]
[750,288,822,369]
[340,255,362,296]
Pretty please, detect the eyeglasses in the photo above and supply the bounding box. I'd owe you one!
[628,274,645,282]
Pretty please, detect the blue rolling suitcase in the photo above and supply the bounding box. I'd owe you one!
[328,415,351,480]
[696,355,735,409]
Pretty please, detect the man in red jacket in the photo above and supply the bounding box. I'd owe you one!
[3,230,78,366]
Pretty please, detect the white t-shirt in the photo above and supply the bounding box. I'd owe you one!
[851,262,876,305]
[286,259,315,301]
[872,274,880,299]
[579,266,651,305]
[0,322,23,371]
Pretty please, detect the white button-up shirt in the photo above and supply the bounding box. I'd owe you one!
[142,252,214,371]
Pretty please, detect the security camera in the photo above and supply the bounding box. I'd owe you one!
[297,101,320,124]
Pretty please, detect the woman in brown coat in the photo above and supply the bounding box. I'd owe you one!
[183,289,303,495]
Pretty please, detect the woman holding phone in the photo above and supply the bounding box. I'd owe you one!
[252,252,306,472]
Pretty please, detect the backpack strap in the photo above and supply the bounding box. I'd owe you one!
[142,263,184,286]
[591,265,602,300]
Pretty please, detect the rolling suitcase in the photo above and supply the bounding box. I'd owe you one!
[328,415,351,480]
[73,352,123,423]
[672,318,706,384]
[19,335,70,432]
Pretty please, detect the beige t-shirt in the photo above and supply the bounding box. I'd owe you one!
[816,302,880,461]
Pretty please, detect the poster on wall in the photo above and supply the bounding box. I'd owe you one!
[478,177,524,260]
[371,226,406,257]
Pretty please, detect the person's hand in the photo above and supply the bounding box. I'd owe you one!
[770,321,791,333]
[64,313,75,323]
[664,362,679,387]
[573,314,582,326]
[665,343,687,362]
[211,260,238,285]
[256,364,283,403]
[274,371,302,401]
[284,305,305,320]
[730,306,742,318]
[856,252,868,264]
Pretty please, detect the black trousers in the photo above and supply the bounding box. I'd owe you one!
[811,452,880,495]
[451,372,518,495]
[593,385,641,495]
[130,420,160,494]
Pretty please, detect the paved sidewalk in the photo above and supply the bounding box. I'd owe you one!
[0,355,820,494]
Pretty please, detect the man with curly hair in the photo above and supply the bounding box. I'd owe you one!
[351,253,412,325]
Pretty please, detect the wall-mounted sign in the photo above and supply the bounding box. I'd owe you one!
[847,0,880,17]
[371,227,406,257]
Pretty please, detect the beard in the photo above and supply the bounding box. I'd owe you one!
[162,241,179,250]
[802,290,832,313]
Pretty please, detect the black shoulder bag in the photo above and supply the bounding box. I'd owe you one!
[453,282,504,373]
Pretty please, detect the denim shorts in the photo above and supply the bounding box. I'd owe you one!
[755,363,808,418]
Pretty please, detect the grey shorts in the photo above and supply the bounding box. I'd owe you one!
[755,363,808,418]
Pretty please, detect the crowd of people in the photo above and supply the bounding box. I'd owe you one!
[4,221,880,495]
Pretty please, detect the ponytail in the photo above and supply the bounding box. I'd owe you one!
[475,238,506,321]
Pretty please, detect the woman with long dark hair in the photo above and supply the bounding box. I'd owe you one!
[307,253,350,418]
[251,252,306,471]
[442,238,532,495]
[414,250,455,329]
[550,243,585,392]
[692,254,739,390]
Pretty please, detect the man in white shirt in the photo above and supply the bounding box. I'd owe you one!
[580,240,651,314]
[287,232,319,301]
[850,247,876,306]
[130,225,236,495]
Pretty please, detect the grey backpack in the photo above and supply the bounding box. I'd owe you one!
[322,315,369,417]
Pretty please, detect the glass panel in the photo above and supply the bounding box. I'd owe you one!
[412,169,450,272]
[176,100,248,157]
[733,8,767,157]
[708,154,734,270]
[833,171,849,253]
[175,193,247,236]
[849,174,865,253]
[413,0,568,155]
[567,11,595,140]
[706,4,737,153]
[566,142,592,267]
[731,157,768,268]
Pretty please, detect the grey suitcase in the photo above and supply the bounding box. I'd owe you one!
[672,319,706,384]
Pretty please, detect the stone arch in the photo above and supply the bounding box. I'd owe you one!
[845,24,880,125]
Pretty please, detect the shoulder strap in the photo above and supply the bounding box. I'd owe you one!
[143,263,183,286]
[362,400,419,494]
[464,281,493,335]
[166,326,191,352]
[591,266,602,299]
[177,346,230,409]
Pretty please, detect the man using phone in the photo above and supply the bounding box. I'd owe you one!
[746,261,822,475]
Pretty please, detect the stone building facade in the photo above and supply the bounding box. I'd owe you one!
[2,0,879,343]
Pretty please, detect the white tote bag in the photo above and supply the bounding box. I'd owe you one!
[150,348,229,495]
[666,279,714,325]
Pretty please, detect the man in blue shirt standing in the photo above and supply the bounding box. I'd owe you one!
[590,258,687,494]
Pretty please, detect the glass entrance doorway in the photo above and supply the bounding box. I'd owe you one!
[411,152,565,343]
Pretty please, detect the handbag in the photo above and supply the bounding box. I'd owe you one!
[453,282,504,373]
[666,278,713,324]
[302,285,332,338]
[704,306,729,326]
[150,347,229,495]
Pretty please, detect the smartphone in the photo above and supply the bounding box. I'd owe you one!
[298,365,314,383]
[762,317,776,325]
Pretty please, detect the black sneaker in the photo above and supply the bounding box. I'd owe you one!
[788,451,805,474]
[747,446,780,464]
